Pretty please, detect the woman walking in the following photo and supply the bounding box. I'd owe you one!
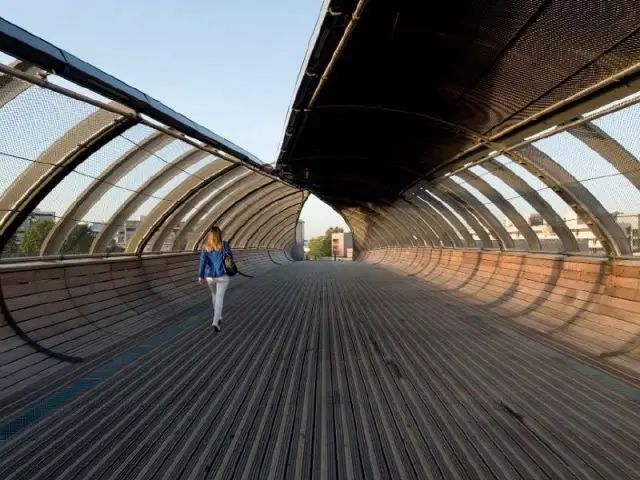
[198,226,233,331]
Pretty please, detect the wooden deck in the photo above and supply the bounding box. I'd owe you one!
[0,261,639,479]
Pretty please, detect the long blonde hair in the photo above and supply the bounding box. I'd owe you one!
[204,226,223,252]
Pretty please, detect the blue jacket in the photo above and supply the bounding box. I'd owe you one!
[198,241,233,278]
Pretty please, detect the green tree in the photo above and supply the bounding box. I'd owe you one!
[306,226,345,260]
[306,236,326,260]
[20,219,54,254]
[61,224,97,254]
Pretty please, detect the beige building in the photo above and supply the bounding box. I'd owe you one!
[502,211,640,255]
[331,232,353,259]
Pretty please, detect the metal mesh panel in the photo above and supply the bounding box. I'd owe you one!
[0,87,98,161]
[533,127,640,255]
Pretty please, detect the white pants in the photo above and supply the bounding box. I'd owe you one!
[206,276,230,324]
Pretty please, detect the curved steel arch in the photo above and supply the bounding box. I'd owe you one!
[228,189,302,244]
[338,210,370,251]
[509,145,632,256]
[168,169,254,251]
[397,198,460,248]
[41,130,175,255]
[132,161,240,253]
[0,60,39,108]
[191,177,278,251]
[568,121,640,190]
[362,200,444,248]
[438,178,514,250]
[0,107,135,252]
[339,208,390,251]
[254,209,303,248]
[407,198,467,247]
[218,184,292,243]
[342,204,408,249]
[185,178,279,246]
[233,192,304,247]
[236,196,303,247]
[358,203,418,248]
[264,215,301,250]
[423,187,493,248]
[91,148,211,253]
[260,211,304,250]
[146,165,246,252]
[243,200,306,248]
[483,158,580,252]
[411,195,476,248]
[271,210,307,250]
[361,199,439,249]
[455,170,542,251]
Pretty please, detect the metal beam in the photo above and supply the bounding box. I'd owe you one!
[423,187,493,248]
[232,192,303,247]
[147,165,246,252]
[438,178,515,249]
[509,145,632,256]
[455,170,541,251]
[243,202,304,248]
[568,121,640,191]
[91,148,211,253]
[397,198,460,247]
[235,196,303,247]
[0,60,39,107]
[339,209,384,251]
[0,107,135,253]
[129,161,239,253]
[191,177,278,251]
[42,130,175,255]
[341,204,405,249]
[263,214,300,250]
[411,195,476,248]
[483,158,580,252]
[437,180,512,249]
[254,209,302,248]
[220,184,292,242]
[271,211,306,250]
[168,169,253,251]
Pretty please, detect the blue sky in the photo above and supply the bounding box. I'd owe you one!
[1,0,348,239]
[2,1,639,242]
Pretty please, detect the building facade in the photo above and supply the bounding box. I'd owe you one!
[331,232,354,259]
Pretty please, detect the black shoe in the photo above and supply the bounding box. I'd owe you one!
[213,323,221,332]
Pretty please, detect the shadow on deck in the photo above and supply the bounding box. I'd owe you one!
[1,262,639,479]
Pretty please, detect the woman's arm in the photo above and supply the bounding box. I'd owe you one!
[198,251,207,279]
[224,241,234,258]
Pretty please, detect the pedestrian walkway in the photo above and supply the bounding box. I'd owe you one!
[0,262,639,479]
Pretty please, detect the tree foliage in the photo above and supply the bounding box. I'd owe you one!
[61,224,97,254]
[19,220,54,254]
[306,226,344,260]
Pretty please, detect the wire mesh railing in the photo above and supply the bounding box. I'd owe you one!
[414,90,640,259]
[0,56,299,261]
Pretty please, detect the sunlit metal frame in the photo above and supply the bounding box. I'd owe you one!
[41,130,175,255]
[167,169,253,251]
[232,191,304,247]
[127,161,239,253]
[91,148,211,253]
[218,184,292,243]
[438,179,515,249]
[455,170,542,251]
[190,177,278,251]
